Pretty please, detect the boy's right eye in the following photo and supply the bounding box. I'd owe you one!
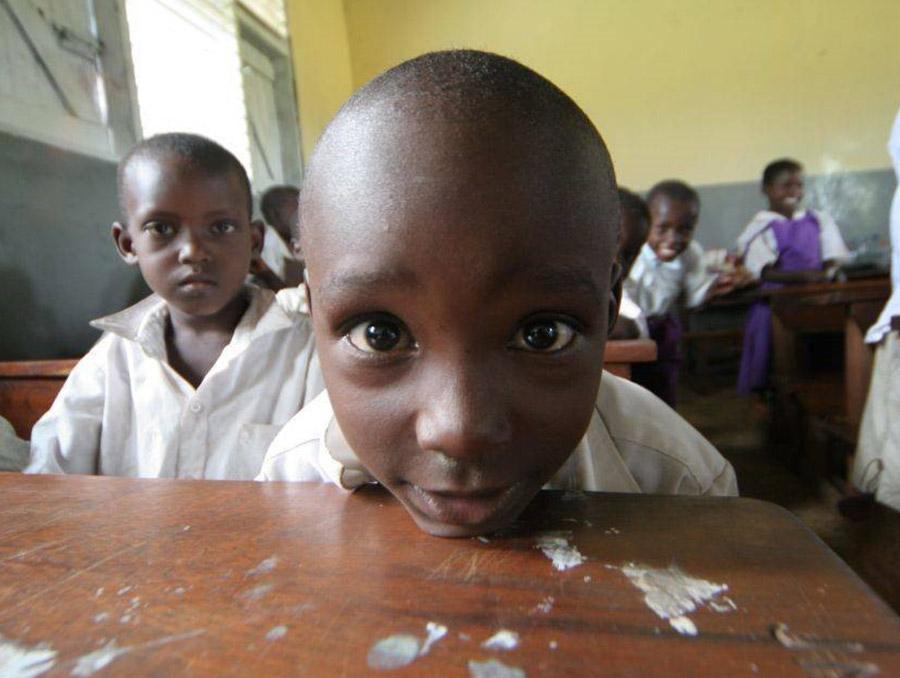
[345,317,416,354]
[143,221,174,237]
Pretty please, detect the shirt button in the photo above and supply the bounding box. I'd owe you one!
[189,400,203,414]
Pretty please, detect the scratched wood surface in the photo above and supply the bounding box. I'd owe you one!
[1,475,898,676]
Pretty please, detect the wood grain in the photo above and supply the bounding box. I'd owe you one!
[0,474,897,675]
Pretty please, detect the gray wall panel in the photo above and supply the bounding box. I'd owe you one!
[0,132,148,360]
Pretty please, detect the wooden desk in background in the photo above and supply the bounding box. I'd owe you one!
[1,475,898,675]
[0,360,76,439]
[602,339,656,380]
[767,276,890,427]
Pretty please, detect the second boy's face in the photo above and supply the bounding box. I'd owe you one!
[114,155,260,321]
[647,196,698,262]
[303,109,619,537]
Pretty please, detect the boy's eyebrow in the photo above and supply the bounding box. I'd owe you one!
[320,268,419,299]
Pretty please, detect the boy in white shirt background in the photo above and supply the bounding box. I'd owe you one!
[27,133,323,479]
[625,180,744,406]
[257,50,737,538]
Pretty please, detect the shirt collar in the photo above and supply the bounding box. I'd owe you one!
[90,284,299,360]
[639,241,683,272]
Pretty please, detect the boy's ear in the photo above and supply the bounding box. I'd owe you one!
[111,222,139,265]
[290,237,304,260]
[607,260,623,336]
[250,219,265,258]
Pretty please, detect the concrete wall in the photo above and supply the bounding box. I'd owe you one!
[0,132,148,359]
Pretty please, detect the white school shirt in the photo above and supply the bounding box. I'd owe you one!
[257,373,738,497]
[865,108,900,344]
[624,242,717,318]
[27,285,324,479]
[736,208,849,280]
[618,289,650,339]
[260,224,296,282]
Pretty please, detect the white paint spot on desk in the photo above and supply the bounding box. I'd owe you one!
[246,556,278,577]
[468,658,526,677]
[94,588,103,598]
[92,613,109,624]
[265,626,287,642]
[549,640,558,650]
[0,634,57,678]
[116,586,132,596]
[239,583,274,601]
[173,587,187,596]
[532,596,554,614]
[481,630,519,651]
[367,634,420,670]
[419,622,447,656]
[619,563,729,636]
[535,533,585,571]
[583,576,591,583]
[477,537,491,544]
[72,640,129,676]
[71,630,204,676]
[182,525,191,532]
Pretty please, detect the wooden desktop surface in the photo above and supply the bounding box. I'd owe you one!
[1,475,898,676]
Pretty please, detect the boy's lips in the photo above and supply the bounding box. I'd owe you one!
[178,274,217,290]
[405,482,525,527]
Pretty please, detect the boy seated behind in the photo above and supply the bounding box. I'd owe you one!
[28,134,323,479]
[257,50,737,537]
[252,184,305,291]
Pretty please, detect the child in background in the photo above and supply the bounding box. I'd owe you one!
[253,185,304,291]
[256,50,736,538]
[28,133,323,479]
[625,180,739,406]
[610,188,649,340]
[736,159,849,394]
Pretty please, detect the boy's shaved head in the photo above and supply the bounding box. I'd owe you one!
[118,133,252,218]
[299,50,624,537]
[301,49,618,254]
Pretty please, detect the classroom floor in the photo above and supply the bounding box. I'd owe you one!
[677,376,900,613]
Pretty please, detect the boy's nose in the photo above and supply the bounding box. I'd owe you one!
[414,363,513,463]
[177,232,211,265]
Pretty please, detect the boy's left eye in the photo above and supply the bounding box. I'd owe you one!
[510,319,576,353]
[346,317,416,354]
[212,221,237,234]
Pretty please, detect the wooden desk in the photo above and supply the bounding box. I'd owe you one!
[603,339,657,380]
[1,475,898,676]
[0,360,76,439]
[767,277,890,427]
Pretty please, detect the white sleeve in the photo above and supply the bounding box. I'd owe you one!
[618,290,649,339]
[737,216,778,279]
[816,211,850,262]
[26,339,109,475]
[682,242,717,308]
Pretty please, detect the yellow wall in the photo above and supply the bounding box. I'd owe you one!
[286,0,354,161]
[332,0,900,189]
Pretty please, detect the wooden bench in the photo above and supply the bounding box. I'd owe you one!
[0,359,76,439]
